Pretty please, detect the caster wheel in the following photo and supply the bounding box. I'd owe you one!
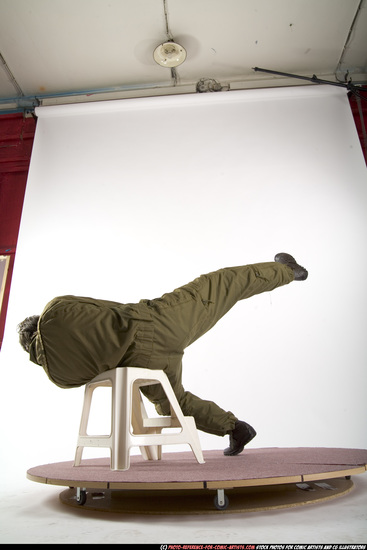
[214,494,229,510]
[76,489,87,506]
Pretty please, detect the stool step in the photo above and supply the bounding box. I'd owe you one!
[76,436,111,447]
[142,417,181,428]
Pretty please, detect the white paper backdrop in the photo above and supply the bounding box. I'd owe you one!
[1,86,366,482]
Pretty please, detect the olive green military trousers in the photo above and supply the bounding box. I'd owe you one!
[136,262,294,436]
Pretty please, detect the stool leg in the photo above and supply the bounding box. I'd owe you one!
[181,416,205,464]
[155,373,205,464]
[131,385,161,461]
[111,368,131,471]
[74,445,83,467]
[74,383,94,466]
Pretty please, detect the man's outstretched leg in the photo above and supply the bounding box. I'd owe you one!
[222,253,308,455]
[142,252,308,456]
[181,252,308,348]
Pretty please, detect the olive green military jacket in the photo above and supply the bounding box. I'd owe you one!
[29,295,153,388]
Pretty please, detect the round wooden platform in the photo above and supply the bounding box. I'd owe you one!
[27,447,367,514]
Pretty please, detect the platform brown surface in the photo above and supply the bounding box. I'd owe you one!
[27,447,367,487]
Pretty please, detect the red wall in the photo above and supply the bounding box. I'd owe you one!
[0,91,366,348]
[0,113,36,348]
[348,89,367,164]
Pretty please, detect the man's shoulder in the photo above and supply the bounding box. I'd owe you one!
[43,295,103,309]
[40,295,127,320]
[41,295,81,312]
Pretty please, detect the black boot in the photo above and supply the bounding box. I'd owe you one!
[223,420,257,456]
[274,252,308,281]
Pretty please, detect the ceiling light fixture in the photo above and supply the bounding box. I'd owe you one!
[153,41,187,68]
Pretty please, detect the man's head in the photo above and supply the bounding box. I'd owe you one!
[17,315,40,352]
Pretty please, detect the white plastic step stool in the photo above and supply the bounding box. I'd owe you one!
[74,367,205,471]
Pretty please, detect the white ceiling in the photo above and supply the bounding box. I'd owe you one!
[0,0,366,112]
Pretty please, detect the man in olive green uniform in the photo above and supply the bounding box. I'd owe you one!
[18,252,308,456]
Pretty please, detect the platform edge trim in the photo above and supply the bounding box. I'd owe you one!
[303,466,366,482]
[109,481,204,490]
[205,475,302,489]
